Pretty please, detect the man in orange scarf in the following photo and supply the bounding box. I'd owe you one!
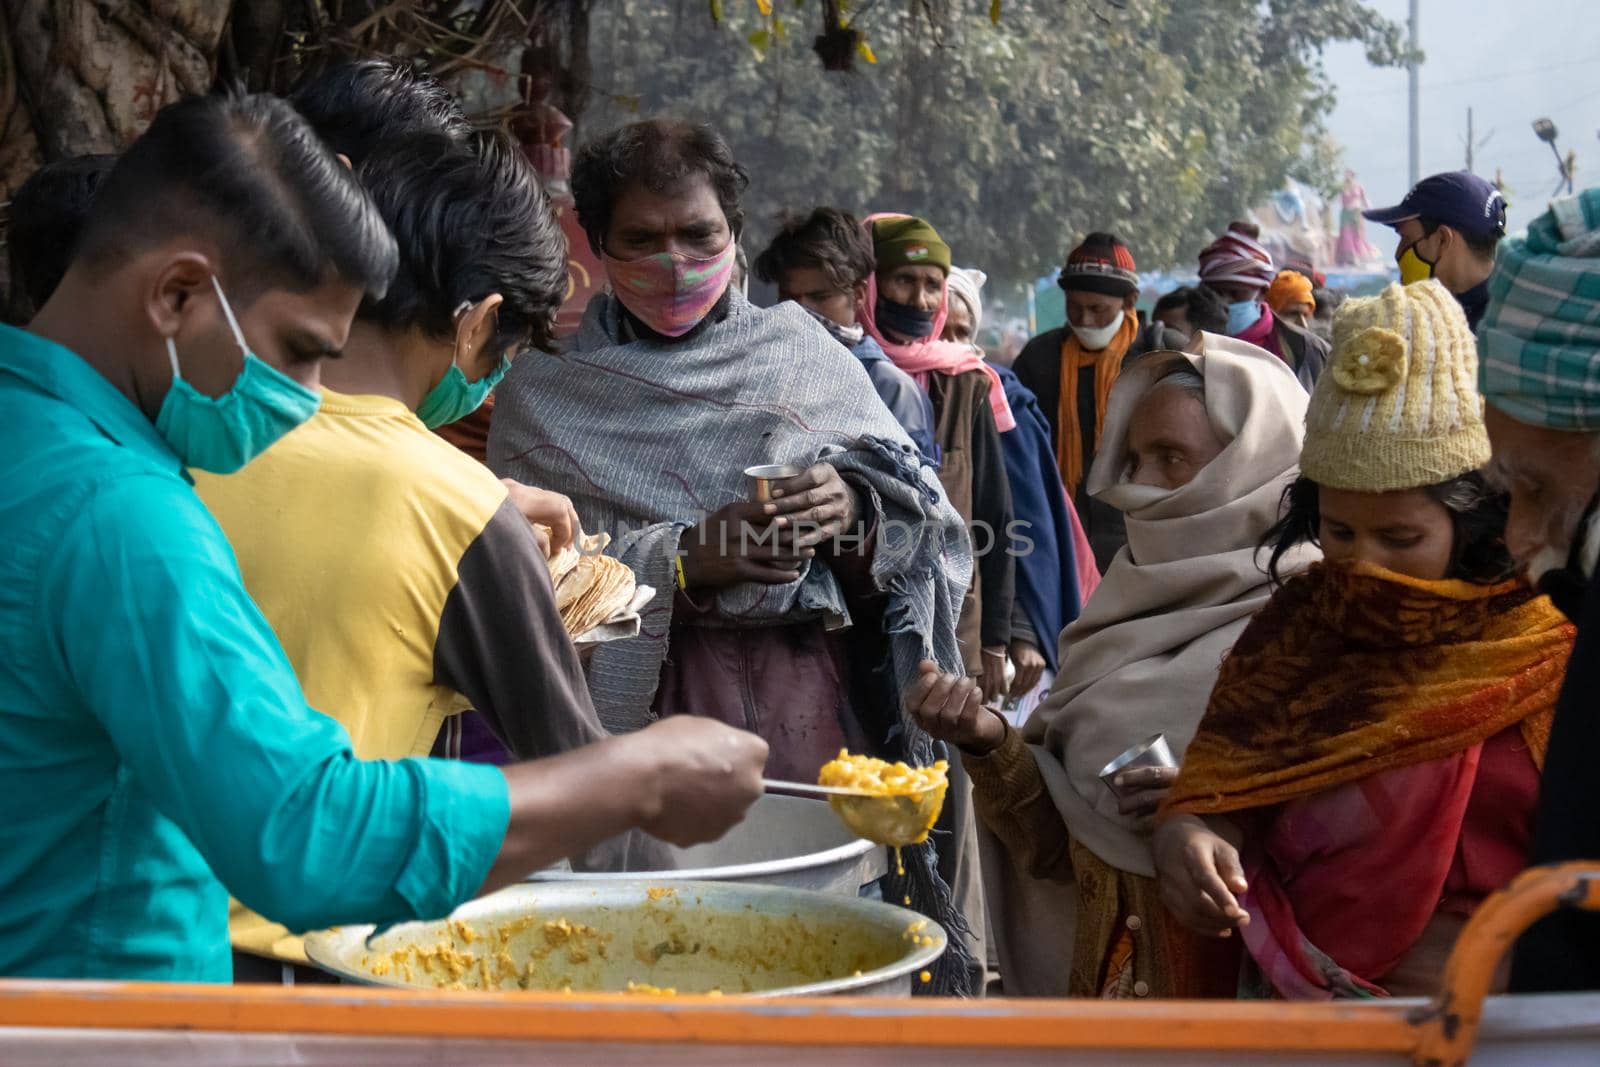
[1014,233,1184,569]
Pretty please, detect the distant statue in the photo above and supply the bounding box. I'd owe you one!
[1336,170,1381,266]
[1250,179,1333,273]
[1272,184,1308,226]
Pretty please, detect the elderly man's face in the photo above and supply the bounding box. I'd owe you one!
[879,265,945,314]
[1484,405,1600,580]
[603,174,731,261]
[1066,290,1127,331]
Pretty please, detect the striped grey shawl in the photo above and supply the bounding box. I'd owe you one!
[487,291,977,992]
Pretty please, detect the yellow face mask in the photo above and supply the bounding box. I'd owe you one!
[1398,244,1435,286]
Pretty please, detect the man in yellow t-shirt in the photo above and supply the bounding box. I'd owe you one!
[196,122,607,966]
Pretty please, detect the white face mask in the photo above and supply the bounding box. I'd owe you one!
[1096,479,1174,514]
[1072,309,1126,351]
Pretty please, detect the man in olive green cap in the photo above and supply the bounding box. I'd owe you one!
[855,212,1015,703]
[868,216,954,340]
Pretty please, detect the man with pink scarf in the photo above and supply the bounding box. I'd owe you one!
[858,214,1017,707]
[1198,221,1329,391]
[489,124,985,994]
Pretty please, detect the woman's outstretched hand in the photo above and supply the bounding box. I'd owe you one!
[1153,813,1250,938]
[903,659,1007,757]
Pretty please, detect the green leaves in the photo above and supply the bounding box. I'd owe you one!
[592,0,1403,286]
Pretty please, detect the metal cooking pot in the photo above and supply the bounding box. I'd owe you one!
[536,794,886,896]
[304,880,946,998]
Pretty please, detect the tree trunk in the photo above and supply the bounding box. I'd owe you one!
[1,0,229,196]
[0,0,229,309]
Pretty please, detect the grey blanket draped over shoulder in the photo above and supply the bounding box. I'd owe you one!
[487,291,980,993]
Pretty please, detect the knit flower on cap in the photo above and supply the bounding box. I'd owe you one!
[1301,281,1490,493]
[1331,325,1407,394]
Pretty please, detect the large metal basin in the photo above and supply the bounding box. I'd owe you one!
[536,794,886,896]
[303,880,945,998]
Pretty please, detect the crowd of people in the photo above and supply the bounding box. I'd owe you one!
[2,57,1599,1004]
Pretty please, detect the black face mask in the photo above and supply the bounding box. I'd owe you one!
[875,296,938,341]
[1536,490,1600,623]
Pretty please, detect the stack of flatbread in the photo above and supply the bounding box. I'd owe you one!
[540,530,652,644]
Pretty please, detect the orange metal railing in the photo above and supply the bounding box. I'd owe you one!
[1409,861,1600,1067]
[0,861,1594,1063]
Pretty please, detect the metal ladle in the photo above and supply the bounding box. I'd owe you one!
[762,778,948,849]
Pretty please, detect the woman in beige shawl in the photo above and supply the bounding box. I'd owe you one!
[911,333,1316,997]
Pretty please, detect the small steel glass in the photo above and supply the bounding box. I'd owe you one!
[745,463,806,502]
[1097,733,1177,799]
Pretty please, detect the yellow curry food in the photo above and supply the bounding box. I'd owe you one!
[353,888,910,996]
[817,751,949,850]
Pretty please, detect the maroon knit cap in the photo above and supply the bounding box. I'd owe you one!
[1060,232,1139,297]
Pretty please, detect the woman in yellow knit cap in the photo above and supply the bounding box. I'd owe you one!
[1153,280,1575,999]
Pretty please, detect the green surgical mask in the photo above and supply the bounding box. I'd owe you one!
[156,275,321,474]
[416,351,511,428]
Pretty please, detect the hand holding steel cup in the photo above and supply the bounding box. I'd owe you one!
[758,462,863,553]
[744,463,807,503]
[1099,734,1179,818]
[733,463,810,569]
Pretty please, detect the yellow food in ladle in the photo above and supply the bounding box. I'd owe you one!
[817,751,948,849]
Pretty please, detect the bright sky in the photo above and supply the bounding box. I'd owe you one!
[1323,0,1600,241]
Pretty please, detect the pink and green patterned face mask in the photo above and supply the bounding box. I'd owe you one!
[602,241,737,338]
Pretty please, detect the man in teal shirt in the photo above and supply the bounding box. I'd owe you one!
[0,92,766,982]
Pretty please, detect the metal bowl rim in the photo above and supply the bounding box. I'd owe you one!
[743,463,808,479]
[528,834,880,884]
[303,878,947,997]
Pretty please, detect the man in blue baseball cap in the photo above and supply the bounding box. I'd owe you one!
[1365,170,1508,330]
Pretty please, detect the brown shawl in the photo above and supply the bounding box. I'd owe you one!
[1166,561,1573,816]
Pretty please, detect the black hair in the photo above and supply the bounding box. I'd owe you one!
[1153,284,1228,334]
[288,58,470,164]
[5,153,116,322]
[1419,217,1501,261]
[1262,472,1515,586]
[752,207,875,292]
[355,130,565,354]
[571,119,749,256]
[75,92,398,303]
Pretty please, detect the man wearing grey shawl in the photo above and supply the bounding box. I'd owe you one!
[488,118,982,994]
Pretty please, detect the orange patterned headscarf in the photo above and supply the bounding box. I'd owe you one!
[1055,312,1140,500]
[1165,561,1572,816]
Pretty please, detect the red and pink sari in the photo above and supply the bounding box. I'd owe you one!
[1166,562,1572,998]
